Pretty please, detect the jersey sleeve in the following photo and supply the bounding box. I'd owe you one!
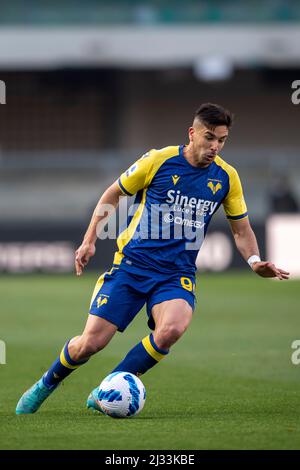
[117,150,154,196]
[223,167,248,220]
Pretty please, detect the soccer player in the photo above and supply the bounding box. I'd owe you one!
[16,103,289,414]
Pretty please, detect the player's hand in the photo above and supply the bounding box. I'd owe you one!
[75,242,96,276]
[251,261,290,280]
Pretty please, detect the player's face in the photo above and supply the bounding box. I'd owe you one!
[188,122,229,167]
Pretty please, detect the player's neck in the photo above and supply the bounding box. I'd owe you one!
[182,144,209,169]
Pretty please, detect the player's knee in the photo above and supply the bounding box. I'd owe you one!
[155,323,187,349]
[84,334,111,356]
[70,335,109,361]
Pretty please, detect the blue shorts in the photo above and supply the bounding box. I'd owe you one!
[89,263,196,332]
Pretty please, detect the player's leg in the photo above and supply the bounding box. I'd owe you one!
[152,298,193,349]
[111,273,195,376]
[112,298,193,376]
[42,315,117,388]
[16,315,117,415]
[16,267,122,415]
[68,315,117,361]
[86,269,148,412]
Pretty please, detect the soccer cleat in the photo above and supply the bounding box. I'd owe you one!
[86,386,104,414]
[16,377,57,414]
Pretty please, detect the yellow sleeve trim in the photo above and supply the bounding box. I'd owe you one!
[118,178,132,196]
[227,213,248,220]
[215,155,248,218]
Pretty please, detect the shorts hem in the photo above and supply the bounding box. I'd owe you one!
[147,295,195,315]
[88,311,125,332]
[146,295,195,330]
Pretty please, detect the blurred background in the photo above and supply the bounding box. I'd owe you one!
[0,0,299,276]
[1,3,300,451]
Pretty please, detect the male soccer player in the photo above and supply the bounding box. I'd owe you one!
[16,103,289,414]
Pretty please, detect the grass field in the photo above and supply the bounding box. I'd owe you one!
[0,271,299,450]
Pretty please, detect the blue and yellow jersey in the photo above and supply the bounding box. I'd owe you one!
[114,145,247,274]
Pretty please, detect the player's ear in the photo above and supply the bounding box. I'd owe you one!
[188,126,194,142]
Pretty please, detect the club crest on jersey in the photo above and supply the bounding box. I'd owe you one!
[207,179,222,195]
[97,296,108,308]
[172,175,180,186]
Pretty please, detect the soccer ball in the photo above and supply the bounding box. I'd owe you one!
[97,371,146,418]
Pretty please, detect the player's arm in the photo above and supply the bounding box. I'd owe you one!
[75,181,124,276]
[75,152,153,276]
[229,217,289,280]
[223,165,289,280]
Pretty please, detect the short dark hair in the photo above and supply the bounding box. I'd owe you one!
[194,103,233,129]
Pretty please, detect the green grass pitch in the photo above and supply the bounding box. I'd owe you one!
[0,272,299,450]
